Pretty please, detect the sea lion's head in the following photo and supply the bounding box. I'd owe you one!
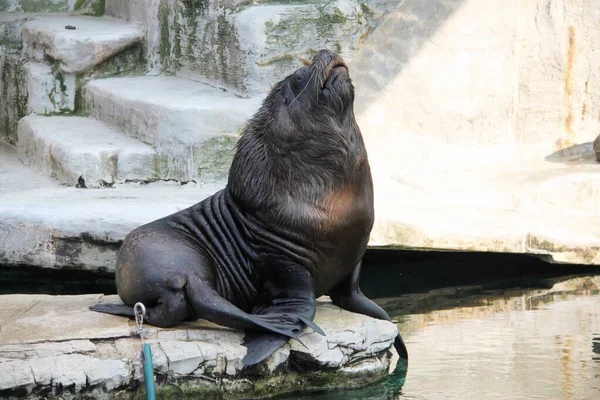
[256,49,356,134]
[229,49,364,209]
[281,49,353,115]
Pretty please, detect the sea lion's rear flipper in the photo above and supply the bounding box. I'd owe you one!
[240,263,326,365]
[242,332,288,365]
[328,261,409,361]
[241,301,326,365]
[89,303,135,318]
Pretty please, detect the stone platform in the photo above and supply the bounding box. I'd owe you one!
[0,295,398,399]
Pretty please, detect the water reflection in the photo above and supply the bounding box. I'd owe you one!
[282,275,600,400]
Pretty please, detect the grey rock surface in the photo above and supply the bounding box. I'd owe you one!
[0,294,397,399]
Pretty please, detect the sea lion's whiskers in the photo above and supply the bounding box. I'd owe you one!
[289,69,317,106]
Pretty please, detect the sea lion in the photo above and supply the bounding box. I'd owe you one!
[90,49,408,365]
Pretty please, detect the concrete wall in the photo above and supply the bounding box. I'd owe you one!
[349,0,600,263]
[352,0,600,165]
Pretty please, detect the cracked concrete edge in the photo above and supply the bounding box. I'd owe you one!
[0,297,396,399]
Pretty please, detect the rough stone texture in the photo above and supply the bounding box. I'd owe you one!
[23,62,74,113]
[84,75,262,182]
[17,115,158,187]
[144,0,402,96]
[21,15,144,73]
[0,294,397,399]
[346,0,600,260]
[0,44,26,145]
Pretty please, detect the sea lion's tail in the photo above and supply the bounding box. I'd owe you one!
[89,303,135,318]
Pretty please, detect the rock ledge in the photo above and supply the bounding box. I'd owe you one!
[0,294,397,399]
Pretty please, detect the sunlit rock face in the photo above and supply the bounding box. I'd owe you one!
[0,295,397,399]
[349,0,600,265]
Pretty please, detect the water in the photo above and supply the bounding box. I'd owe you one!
[282,274,600,400]
[3,251,600,399]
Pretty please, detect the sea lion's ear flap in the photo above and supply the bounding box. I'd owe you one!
[300,58,312,67]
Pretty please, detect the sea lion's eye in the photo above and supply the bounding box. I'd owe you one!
[296,74,304,83]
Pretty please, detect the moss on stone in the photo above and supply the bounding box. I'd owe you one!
[255,53,296,67]
[89,43,146,79]
[73,0,105,16]
[0,46,26,144]
[120,351,391,400]
[193,134,239,182]
[90,0,105,16]
[315,5,347,37]
[528,236,600,265]
[16,0,70,13]
[73,73,88,116]
[158,2,171,72]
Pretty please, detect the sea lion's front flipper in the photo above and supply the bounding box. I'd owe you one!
[241,262,325,365]
[328,261,409,361]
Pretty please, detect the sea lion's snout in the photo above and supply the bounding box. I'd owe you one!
[279,48,354,115]
[311,49,348,87]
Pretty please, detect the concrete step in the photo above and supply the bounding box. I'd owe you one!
[0,140,224,270]
[17,115,158,187]
[21,15,143,73]
[84,75,263,182]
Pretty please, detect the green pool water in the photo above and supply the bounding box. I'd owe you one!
[281,274,600,400]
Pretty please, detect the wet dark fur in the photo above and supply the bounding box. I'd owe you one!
[90,49,408,365]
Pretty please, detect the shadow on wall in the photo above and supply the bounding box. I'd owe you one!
[351,0,468,114]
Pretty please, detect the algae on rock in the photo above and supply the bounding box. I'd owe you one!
[149,0,403,96]
[0,46,27,145]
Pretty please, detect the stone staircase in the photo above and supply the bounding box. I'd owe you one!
[0,0,396,270]
[3,12,265,187]
[2,0,394,188]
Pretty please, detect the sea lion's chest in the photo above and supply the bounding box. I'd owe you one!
[292,172,374,296]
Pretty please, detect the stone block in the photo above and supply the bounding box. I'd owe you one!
[21,15,144,73]
[0,139,224,271]
[84,75,262,182]
[17,115,158,187]
[23,62,75,114]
